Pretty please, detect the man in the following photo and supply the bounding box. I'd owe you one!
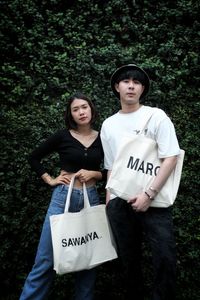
[100,64,180,300]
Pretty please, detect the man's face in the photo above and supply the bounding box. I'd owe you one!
[115,78,145,106]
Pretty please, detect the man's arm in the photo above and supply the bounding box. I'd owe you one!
[105,170,112,205]
[128,155,178,212]
[147,155,178,194]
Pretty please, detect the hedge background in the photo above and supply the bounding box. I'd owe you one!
[1,0,200,299]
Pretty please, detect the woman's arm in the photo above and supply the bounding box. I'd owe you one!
[28,130,61,177]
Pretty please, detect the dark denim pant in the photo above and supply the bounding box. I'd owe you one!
[106,197,177,300]
[19,184,100,300]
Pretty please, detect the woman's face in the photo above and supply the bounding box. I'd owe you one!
[70,98,92,126]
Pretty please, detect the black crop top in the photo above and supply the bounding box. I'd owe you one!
[28,129,104,177]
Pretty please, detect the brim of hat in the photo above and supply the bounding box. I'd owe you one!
[110,64,150,99]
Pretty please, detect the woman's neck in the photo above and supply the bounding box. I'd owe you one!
[71,126,93,136]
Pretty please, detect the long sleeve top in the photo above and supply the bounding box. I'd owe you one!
[28,129,104,177]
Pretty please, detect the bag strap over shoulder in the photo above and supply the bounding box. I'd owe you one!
[139,107,156,133]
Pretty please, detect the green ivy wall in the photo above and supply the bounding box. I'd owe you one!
[1,0,199,299]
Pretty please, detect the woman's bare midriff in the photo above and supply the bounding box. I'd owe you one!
[60,170,96,188]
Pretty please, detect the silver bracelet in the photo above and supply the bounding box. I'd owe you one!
[150,186,158,194]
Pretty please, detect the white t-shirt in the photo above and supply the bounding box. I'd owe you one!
[100,105,180,171]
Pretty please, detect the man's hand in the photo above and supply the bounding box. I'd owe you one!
[128,192,151,212]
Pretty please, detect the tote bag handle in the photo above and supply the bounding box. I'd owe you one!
[139,108,155,134]
[64,176,90,213]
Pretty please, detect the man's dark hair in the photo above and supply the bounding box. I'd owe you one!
[115,69,148,86]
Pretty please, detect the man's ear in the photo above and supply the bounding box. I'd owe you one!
[142,85,145,93]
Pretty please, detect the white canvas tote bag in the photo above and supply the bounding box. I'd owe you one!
[50,177,117,275]
[106,111,185,208]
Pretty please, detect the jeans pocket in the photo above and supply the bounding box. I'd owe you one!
[48,185,68,215]
[87,188,100,207]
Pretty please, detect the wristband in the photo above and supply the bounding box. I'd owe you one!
[145,191,154,201]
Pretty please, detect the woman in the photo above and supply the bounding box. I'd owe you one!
[19,92,105,300]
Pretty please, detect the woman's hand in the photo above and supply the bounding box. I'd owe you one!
[75,169,95,183]
[42,169,102,186]
[42,173,71,187]
[75,169,103,182]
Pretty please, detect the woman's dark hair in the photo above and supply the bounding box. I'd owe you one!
[64,92,97,129]
[115,69,148,86]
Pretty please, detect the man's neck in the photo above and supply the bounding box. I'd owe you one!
[120,103,142,114]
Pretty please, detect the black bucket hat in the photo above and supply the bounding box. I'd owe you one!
[110,64,150,99]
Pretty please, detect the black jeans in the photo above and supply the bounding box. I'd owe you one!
[106,198,177,300]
